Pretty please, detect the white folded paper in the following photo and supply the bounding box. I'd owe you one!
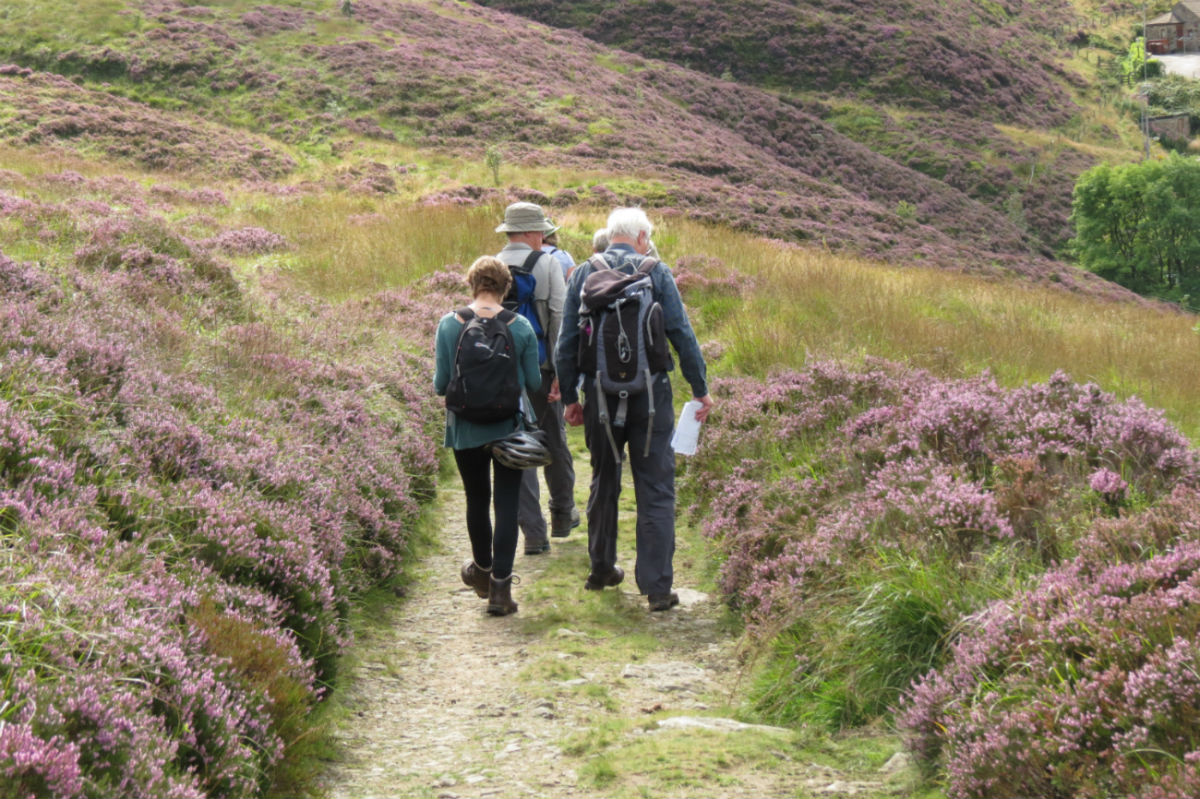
[671,400,704,456]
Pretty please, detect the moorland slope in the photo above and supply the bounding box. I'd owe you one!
[0,0,1140,296]
[8,1,1200,797]
[478,0,1137,258]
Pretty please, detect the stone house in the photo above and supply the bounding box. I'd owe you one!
[1146,2,1200,53]
[1149,112,1192,142]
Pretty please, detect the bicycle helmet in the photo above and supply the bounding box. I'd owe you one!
[488,428,553,470]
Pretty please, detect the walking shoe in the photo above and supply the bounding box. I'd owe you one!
[648,592,680,612]
[520,535,549,554]
[584,565,624,591]
[550,507,581,538]
[460,560,490,599]
[487,574,519,616]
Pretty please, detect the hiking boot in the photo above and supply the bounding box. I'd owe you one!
[648,592,680,612]
[524,538,551,555]
[584,565,624,591]
[461,560,491,599]
[550,507,581,538]
[487,574,519,616]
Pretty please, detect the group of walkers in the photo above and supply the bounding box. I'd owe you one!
[433,202,714,616]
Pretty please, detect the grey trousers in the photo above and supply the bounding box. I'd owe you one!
[583,372,676,596]
[518,370,576,544]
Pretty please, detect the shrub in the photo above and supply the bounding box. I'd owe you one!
[0,168,446,794]
[682,360,1200,729]
[900,487,1200,798]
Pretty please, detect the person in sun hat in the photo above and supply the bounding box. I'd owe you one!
[495,202,580,554]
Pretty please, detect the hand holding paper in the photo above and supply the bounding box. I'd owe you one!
[671,400,705,456]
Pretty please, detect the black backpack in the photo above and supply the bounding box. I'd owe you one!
[444,308,522,424]
[577,254,671,459]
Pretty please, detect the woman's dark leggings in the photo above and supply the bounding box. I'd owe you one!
[453,446,522,579]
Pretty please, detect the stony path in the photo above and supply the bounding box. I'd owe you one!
[317,477,911,798]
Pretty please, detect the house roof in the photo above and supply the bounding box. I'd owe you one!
[1179,1,1200,16]
[1149,11,1182,25]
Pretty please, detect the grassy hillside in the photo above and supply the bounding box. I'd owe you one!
[5,0,1200,796]
[0,0,1142,294]
[476,0,1152,256]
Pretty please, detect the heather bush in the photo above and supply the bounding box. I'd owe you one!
[900,487,1200,798]
[475,0,1096,254]
[681,360,1200,729]
[0,165,443,795]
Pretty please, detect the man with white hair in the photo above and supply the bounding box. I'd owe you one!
[556,207,714,611]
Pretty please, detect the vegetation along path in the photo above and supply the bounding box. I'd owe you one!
[318,445,917,798]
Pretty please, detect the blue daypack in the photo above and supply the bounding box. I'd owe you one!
[502,250,548,365]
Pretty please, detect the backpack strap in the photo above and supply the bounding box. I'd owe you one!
[636,256,659,275]
[519,249,543,272]
[454,306,475,324]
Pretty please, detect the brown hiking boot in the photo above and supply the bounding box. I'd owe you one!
[584,565,624,591]
[524,538,550,555]
[461,560,490,599]
[551,507,580,538]
[648,592,680,612]
[487,574,519,616]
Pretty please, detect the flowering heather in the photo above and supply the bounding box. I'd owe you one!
[900,488,1200,797]
[682,359,1200,731]
[475,0,1093,254]
[0,71,294,179]
[201,227,289,255]
[476,0,1078,127]
[690,361,1200,615]
[0,168,443,795]
[0,0,1114,292]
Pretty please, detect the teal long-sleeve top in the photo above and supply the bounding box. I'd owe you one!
[433,310,543,450]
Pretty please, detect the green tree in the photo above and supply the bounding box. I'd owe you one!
[1122,36,1147,85]
[1070,155,1200,307]
[484,145,502,186]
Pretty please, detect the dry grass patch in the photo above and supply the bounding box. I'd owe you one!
[654,217,1200,439]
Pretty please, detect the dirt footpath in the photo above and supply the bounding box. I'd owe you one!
[317,481,911,798]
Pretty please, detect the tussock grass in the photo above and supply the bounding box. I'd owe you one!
[225,194,1200,438]
[653,218,1200,439]
[237,198,501,294]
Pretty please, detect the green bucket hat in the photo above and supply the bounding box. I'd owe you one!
[495,202,556,233]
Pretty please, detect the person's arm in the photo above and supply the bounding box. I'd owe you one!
[432,313,458,396]
[536,253,565,370]
[654,265,709,400]
[555,249,575,279]
[513,317,543,395]
[555,265,586,406]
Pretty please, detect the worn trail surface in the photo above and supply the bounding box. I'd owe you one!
[317,475,911,798]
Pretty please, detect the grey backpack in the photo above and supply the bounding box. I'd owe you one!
[578,255,670,459]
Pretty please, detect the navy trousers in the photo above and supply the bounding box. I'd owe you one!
[583,372,676,596]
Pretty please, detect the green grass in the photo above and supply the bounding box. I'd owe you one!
[0,0,143,51]
[207,184,1200,441]
[745,546,1033,732]
[641,217,1200,441]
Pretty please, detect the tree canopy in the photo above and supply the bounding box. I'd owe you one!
[1070,154,1200,308]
